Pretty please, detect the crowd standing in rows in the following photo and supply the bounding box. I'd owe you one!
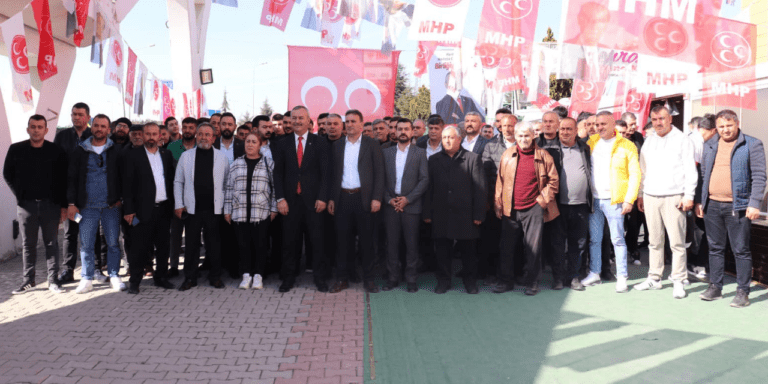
[3,101,765,308]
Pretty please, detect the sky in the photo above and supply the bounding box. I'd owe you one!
[3,0,563,134]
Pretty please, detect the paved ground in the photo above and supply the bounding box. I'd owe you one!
[0,237,364,384]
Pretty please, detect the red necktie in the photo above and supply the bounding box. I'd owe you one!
[297,137,303,194]
[457,97,463,113]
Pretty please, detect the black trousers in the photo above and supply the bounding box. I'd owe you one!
[499,204,544,286]
[434,238,477,284]
[705,200,751,292]
[478,209,501,278]
[542,214,566,282]
[18,200,60,283]
[220,217,240,277]
[234,220,270,276]
[128,202,171,287]
[625,202,641,254]
[169,215,184,270]
[335,192,375,282]
[384,207,420,283]
[560,204,590,281]
[266,214,283,276]
[687,215,709,270]
[281,199,326,282]
[418,221,436,271]
[184,210,222,283]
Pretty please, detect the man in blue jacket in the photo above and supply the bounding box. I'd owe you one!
[695,109,766,308]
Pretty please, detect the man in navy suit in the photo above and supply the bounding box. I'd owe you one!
[461,112,491,157]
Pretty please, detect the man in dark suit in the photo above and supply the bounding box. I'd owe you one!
[381,119,429,293]
[435,79,483,125]
[327,109,385,293]
[122,123,176,294]
[213,112,245,278]
[273,106,331,292]
[461,111,491,156]
[480,114,518,284]
[423,125,486,294]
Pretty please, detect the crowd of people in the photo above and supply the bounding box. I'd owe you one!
[3,101,765,308]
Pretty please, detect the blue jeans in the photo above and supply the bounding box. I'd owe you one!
[79,206,122,279]
[589,199,628,278]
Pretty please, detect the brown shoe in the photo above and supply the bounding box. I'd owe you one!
[329,280,349,293]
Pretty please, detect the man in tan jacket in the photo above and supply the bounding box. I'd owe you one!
[493,122,559,296]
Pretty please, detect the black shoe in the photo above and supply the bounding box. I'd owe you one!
[330,280,350,293]
[178,279,197,291]
[434,281,450,294]
[199,263,210,271]
[315,281,329,293]
[730,289,750,308]
[552,280,564,291]
[600,270,616,282]
[465,281,479,294]
[167,268,180,278]
[455,269,468,278]
[12,280,35,295]
[348,272,362,284]
[699,284,723,301]
[493,282,514,293]
[524,283,540,296]
[58,270,74,283]
[127,285,140,294]
[407,283,418,293]
[483,276,499,286]
[279,279,295,293]
[211,280,225,289]
[382,281,399,291]
[364,281,379,293]
[154,279,175,289]
[570,277,585,291]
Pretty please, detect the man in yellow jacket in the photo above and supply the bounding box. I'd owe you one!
[580,112,641,293]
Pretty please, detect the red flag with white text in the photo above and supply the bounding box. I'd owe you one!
[288,46,399,120]
[31,0,58,81]
[701,20,757,110]
[73,0,90,46]
[568,79,604,119]
[475,0,539,62]
[260,0,294,31]
[124,47,137,106]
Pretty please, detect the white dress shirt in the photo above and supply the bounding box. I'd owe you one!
[260,141,272,160]
[426,141,442,158]
[294,131,308,151]
[145,147,168,203]
[591,136,615,199]
[640,127,697,200]
[395,144,409,195]
[219,138,235,164]
[462,134,479,152]
[341,136,362,189]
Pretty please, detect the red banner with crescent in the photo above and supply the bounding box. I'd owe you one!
[531,94,561,111]
[31,0,58,81]
[1,12,34,111]
[288,46,399,120]
[700,20,757,110]
[568,79,605,119]
[260,0,294,31]
[476,0,539,62]
[73,0,90,46]
[124,47,137,106]
[162,83,172,121]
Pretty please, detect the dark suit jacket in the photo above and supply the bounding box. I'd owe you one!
[435,94,483,125]
[423,148,486,239]
[122,146,175,222]
[382,144,429,214]
[273,132,330,209]
[467,134,491,156]
[482,135,513,204]
[330,135,385,211]
[213,137,245,160]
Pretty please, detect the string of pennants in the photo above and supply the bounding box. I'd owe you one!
[0,0,208,120]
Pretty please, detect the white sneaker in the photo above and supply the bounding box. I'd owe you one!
[673,280,687,299]
[75,279,93,294]
[252,274,263,290]
[93,271,108,283]
[616,276,628,293]
[110,276,126,291]
[48,283,63,293]
[239,274,252,289]
[633,259,642,266]
[682,278,691,286]
[580,272,602,287]
[634,278,662,291]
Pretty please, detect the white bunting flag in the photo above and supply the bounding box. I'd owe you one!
[408,0,470,43]
[104,36,125,90]
[1,12,34,111]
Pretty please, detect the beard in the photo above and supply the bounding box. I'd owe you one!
[197,142,212,150]
[398,135,410,143]
[221,129,234,139]
[182,132,196,140]
[145,140,157,149]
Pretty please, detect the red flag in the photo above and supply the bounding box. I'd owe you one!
[568,79,604,119]
[476,0,539,62]
[532,94,561,111]
[415,41,437,77]
[31,0,58,81]
[701,20,757,110]
[162,84,172,120]
[288,46,399,120]
[124,47,138,106]
[73,0,91,46]
[260,0,294,31]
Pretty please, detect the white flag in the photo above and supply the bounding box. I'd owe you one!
[408,0,470,43]
[1,12,34,111]
[104,36,125,90]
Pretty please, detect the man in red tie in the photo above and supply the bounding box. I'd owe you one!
[272,106,332,292]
